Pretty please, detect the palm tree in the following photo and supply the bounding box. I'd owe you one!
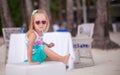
[76,0,82,24]
[39,0,52,31]
[107,0,113,31]
[21,0,28,32]
[66,0,74,32]
[25,0,33,30]
[58,0,63,23]
[0,0,14,27]
[92,0,120,49]
[0,0,14,64]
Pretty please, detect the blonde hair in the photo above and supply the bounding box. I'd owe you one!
[26,9,50,37]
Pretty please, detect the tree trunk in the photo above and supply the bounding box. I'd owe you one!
[0,0,14,27]
[66,0,74,32]
[20,0,28,32]
[76,0,82,24]
[92,0,120,49]
[25,0,33,30]
[82,0,87,23]
[0,0,14,64]
[107,0,113,32]
[58,0,63,23]
[39,0,52,31]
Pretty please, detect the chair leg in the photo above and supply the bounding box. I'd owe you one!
[78,48,94,67]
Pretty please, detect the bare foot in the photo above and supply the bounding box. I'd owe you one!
[63,54,70,64]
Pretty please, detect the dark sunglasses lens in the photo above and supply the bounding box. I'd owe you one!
[35,21,40,25]
[42,21,46,24]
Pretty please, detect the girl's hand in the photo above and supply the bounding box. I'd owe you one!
[48,43,54,48]
[29,62,40,65]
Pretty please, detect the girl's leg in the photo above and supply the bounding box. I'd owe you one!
[44,46,70,64]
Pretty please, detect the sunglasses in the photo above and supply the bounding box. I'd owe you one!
[35,20,46,25]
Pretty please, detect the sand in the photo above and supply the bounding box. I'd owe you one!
[0,32,120,75]
[66,32,120,75]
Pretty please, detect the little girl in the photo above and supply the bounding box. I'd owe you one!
[25,9,70,65]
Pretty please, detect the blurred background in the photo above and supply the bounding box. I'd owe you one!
[0,0,120,49]
[0,1,120,75]
[0,0,120,35]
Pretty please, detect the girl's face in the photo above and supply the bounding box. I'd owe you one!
[34,13,47,32]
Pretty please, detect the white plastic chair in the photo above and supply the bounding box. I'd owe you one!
[73,23,94,68]
[2,27,21,49]
[76,23,94,39]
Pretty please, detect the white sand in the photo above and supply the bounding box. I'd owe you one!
[0,32,120,75]
[0,44,6,75]
[66,32,120,75]
[67,49,120,75]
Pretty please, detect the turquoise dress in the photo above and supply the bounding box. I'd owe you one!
[24,30,47,63]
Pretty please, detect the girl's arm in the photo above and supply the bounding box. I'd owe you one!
[43,41,54,48]
[27,32,40,65]
[43,41,49,46]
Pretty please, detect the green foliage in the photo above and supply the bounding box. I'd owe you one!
[50,0,67,22]
[50,0,59,12]
[62,0,66,9]
[92,0,97,5]
[50,0,59,22]
[7,0,22,27]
